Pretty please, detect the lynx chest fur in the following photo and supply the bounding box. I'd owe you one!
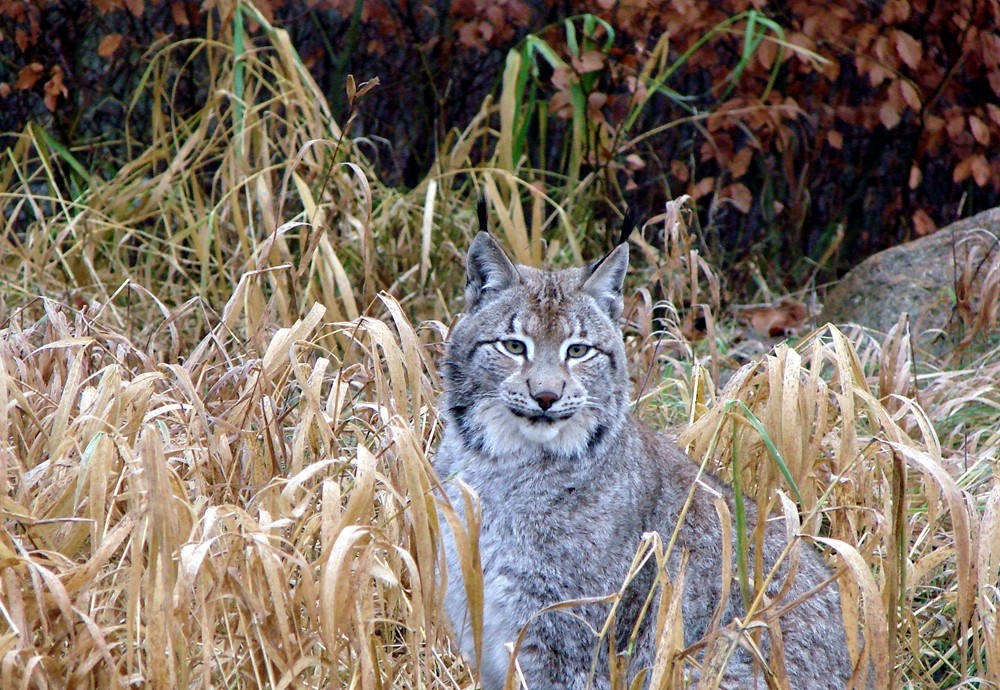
[434,228,854,690]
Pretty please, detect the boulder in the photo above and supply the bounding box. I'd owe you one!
[820,207,1000,356]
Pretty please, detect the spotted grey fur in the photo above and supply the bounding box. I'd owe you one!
[434,228,855,689]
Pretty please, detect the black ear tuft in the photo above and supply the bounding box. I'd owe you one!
[477,195,489,235]
[590,207,639,274]
[617,207,637,247]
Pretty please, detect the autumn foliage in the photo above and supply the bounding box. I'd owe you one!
[2,0,999,282]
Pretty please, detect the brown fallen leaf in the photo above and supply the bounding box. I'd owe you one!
[43,66,68,112]
[16,63,44,91]
[742,296,809,337]
[98,33,123,58]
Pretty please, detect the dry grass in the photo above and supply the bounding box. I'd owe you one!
[1,10,998,690]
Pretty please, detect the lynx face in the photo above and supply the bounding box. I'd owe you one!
[442,233,632,460]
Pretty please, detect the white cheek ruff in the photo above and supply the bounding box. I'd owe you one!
[515,421,563,443]
[475,403,596,458]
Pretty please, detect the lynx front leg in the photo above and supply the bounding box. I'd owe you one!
[497,611,613,690]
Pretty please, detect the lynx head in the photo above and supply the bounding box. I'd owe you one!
[442,230,632,461]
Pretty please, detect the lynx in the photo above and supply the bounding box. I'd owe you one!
[434,212,855,689]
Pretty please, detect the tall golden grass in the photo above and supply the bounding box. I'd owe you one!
[1,6,998,689]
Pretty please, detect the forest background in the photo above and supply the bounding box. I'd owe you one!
[4,0,1000,286]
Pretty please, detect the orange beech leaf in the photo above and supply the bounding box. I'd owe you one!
[924,114,945,133]
[586,91,608,124]
[0,83,10,98]
[97,33,123,58]
[723,183,752,213]
[969,115,990,145]
[879,101,901,129]
[953,156,973,183]
[820,56,841,80]
[855,23,878,49]
[970,155,990,187]
[625,154,645,171]
[124,0,144,17]
[781,96,802,120]
[171,1,190,25]
[625,75,647,101]
[456,21,478,49]
[869,64,890,87]
[671,160,689,183]
[587,91,607,110]
[912,209,936,236]
[15,63,44,90]
[690,176,715,200]
[827,129,844,149]
[886,80,903,111]
[946,112,966,139]
[802,13,821,37]
[873,35,894,66]
[484,4,504,27]
[730,147,753,177]
[252,0,275,21]
[787,32,817,63]
[909,164,922,189]
[550,66,575,90]
[756,39,777,70]
[987,103,1000,127]
[92,0,123,13]
[858,56,889,87]
[457,20,490,51]
[981,31,1000,67]
[881,0,910,23]
[893,30,921,69]
[900,80,921,110]
[505,0,531,24]
[548,90,572,119]
[571,50,604,74]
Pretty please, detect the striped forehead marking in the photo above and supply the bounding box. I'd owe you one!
[520,305,572,341]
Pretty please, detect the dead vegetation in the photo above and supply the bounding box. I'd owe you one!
[1,11,998,690]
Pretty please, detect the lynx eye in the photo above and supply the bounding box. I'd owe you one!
[566,343,592,359]
[500,339,527,356]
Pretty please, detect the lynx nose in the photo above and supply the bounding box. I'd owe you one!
[532,390,560,411]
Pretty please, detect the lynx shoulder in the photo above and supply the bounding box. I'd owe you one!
[434,221,855,690]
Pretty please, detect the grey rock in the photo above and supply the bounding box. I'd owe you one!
[820,207,1000,355]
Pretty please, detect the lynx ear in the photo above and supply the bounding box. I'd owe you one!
[582,243,628,320]
[465,232,519,310]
